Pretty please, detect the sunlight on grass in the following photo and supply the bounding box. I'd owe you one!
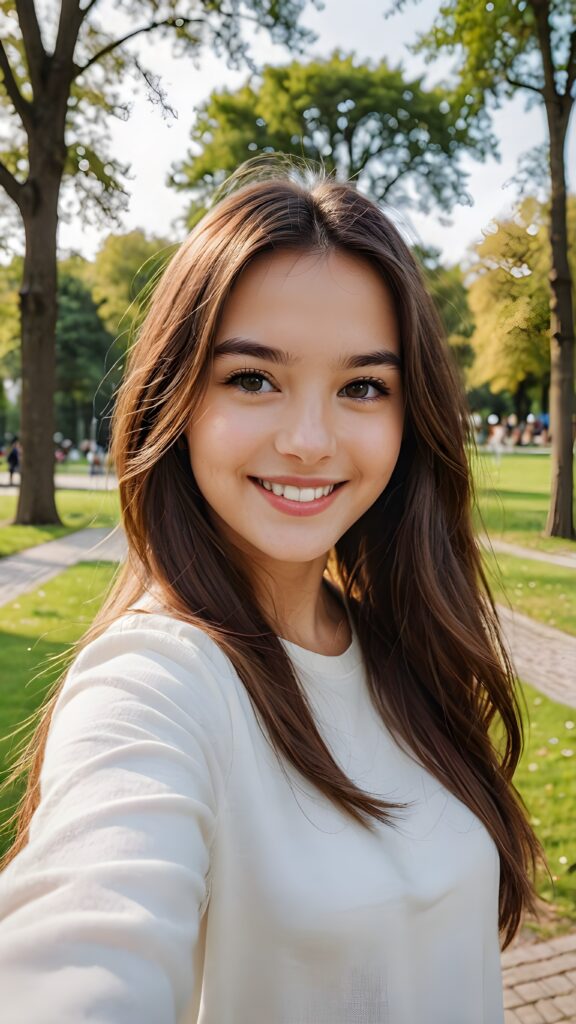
[514,681,576,935]
[0,561,118,857]
[483,550,576,636]
[0,490,120,558]
[471,451,576,555]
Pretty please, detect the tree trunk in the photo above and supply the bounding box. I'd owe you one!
[513,377,531,422]
[15,168,61,525]
[544,108,575,539]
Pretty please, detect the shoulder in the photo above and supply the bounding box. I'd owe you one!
[68,607,236,693]
[50,609,238,772]
[93,606,236,679]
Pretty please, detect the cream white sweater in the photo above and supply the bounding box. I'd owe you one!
[0,610,504,1023]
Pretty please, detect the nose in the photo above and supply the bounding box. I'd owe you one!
[274,392,337,463]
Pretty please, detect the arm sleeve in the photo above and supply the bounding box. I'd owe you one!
[0,623,233,1024]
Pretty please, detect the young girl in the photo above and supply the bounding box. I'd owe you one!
[0,166,546,1023]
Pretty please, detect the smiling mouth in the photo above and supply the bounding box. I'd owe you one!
[249,477,346,504]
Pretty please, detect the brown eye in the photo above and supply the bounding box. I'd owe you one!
[224,370,276,394]
[239,374,265,392]
[340,379,391,401]
[345,382,371,399]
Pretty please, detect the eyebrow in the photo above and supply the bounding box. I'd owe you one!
[213,336,402,371]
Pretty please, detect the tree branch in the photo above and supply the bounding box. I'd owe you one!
[81,0,101,16]
[528,0,559,100]
[15,0,46,96]
[0,158,25,210]
[72,16,204,77]
[505,74,543,96]
[54,0,92,67]
[0,39,33,128]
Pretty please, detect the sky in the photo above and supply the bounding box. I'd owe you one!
[57,0,576,266]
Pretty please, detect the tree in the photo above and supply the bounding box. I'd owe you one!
[414,244,475,375]
[170,51,496,226]
[0,0,315,525]
[466,198,551,404]
[395,0,575,536]
[55,270,117,446]
[87,230,176,341]
[467,195,576,415]
[0,256,21,385]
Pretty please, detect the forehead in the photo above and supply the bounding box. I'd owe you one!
[217,249,400,356]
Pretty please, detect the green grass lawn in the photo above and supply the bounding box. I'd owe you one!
[0,489,120,557]
[0,562,574,936]
[483,550,576,637]
[471,451,576,556]
[0,561,118,855]
[513,682,576,936]
[54,460,90,474]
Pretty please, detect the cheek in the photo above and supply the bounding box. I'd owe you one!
[355,409,404,475]
[187,402,264,476]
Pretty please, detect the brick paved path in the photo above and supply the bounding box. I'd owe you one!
[497,605,576,709]
[503,931,576,1022]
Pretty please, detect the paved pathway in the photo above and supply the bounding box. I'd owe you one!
[0,471,117,492]
[0,527,126,607]
[503,931,576,1022]
[481,535,576,571]
[497,605,576,709]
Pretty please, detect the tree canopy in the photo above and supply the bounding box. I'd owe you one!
[393,0,576,537]
[415,244,474,374]
[467,194,575,393]
[170,51,495,225]
[0,0,316,524]
[85,230,176,341]
[55,270,117,445]
[0,0,317,230]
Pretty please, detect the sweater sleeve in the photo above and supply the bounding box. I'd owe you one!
[0,621,233,1024]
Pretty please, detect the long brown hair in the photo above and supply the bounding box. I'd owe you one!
[2,162,548,949]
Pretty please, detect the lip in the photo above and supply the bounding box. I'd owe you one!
[249,477,346,517]
[251,475,345,487]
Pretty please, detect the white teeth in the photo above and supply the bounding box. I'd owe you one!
[283,484,301,501]
[295,487,313,503]
[257,479,336,502]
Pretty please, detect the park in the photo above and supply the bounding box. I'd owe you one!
[0,1,575,1023]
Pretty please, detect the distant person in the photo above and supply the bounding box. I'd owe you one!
[88,445,103,476]
[487,417,505,464]
[0,165,547,1024]
[7,437,20,485]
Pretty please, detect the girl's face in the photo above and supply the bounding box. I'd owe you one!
[186,248,404,569]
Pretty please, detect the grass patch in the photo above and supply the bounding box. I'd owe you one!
[471,451,576,556]
[0,561,118,857]
[0,489,120,558]
[54,460,90,474]
[483,551,576,637]
[514,681,576,935]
